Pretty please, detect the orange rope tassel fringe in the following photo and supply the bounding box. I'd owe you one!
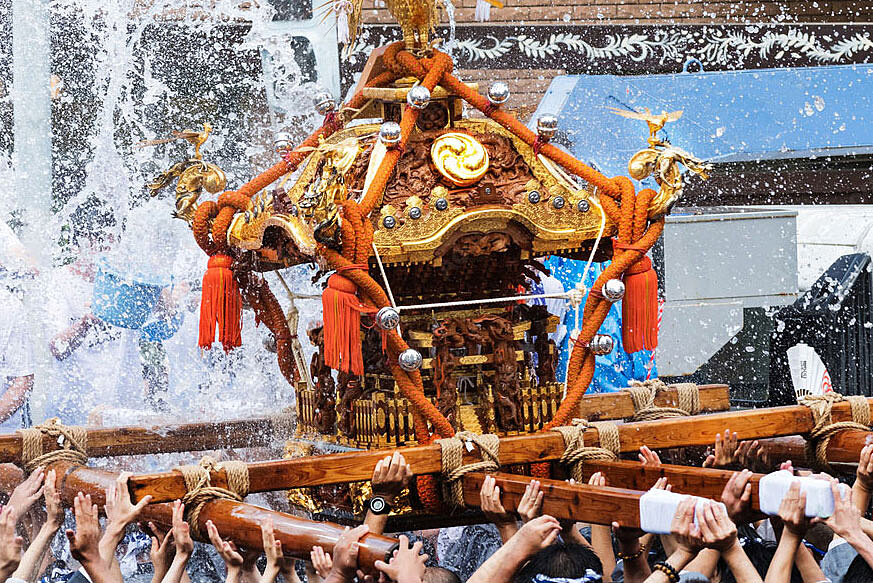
[322,271,375,376]
[619,254,659,353]
[198,254,242,351]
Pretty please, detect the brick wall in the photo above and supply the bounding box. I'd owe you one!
[356,1,873,112]
[362,0,870,25]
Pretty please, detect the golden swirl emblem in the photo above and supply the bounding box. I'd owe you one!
[430,132,490,187]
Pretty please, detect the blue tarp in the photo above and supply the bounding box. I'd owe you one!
[533,64,873,390]
[538,63,873,178]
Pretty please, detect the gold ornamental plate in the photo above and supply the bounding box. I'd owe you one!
[430,132,490,187]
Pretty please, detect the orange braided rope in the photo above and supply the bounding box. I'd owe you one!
[190,42,667,499]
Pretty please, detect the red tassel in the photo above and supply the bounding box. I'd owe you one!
[199,254,242,351]
[322,273,374,375]
[621,255,659,353]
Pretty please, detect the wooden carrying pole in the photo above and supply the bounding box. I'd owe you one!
[0,417,291,464]
[579,460,764,512]
[0,384,729,464]
[50,461,397,572]
[129,398,873,504]
[463,472,644,528]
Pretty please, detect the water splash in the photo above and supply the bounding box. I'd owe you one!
[7,0,326,427]
[441,0,458,55]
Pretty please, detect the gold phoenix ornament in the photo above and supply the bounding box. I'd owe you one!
[610,107,711,216]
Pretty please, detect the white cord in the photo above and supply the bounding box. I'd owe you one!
[564,193,608,395]
[394,290,578,312]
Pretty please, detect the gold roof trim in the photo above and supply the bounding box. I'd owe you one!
[229,118,616,267]
[374,203,612,265]
[228,212,318,258]
[361,83,478,103]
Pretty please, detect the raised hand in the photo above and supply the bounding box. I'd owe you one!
[857,444,873,493]
[703,429,739,468]
[651,476,672,492]
[44,468,63,529]
[159,501,193,583]
[639,446,662,466]
[513,515,561,558]
[7,467,45,520]
[260,519,285,583]
[670,497,704,555]
[720,469,759,523]
[371,451,413,499]
[310,546,333,579]
[697,502,738,552]
[66,493,102,565]
[102,472,153,572]
[737,440,772,473]
[778,480,810,538]
[479,475,516,531]
[105,472,153,528]
[817,478,864,544]
[65,492,116,583]
[146,522,174,583]
[327,524,370,581]
[0,506,22,579]
[206,519,243,568]
[374,535,428,583]
[516,479,544,523]
[171,500,194,557]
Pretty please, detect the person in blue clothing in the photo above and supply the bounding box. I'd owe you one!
[544,255,656,393]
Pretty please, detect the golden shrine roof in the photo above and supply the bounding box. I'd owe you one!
[228,118,615,267]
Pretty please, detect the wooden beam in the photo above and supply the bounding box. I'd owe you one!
[53,462,396,572]
[129,399,873,504]
[756,436,809,466]
[579,460,763,512]
[462,472,643,528]
[0,385,727,465]
[823,430,873,464]
[0,416,290,464]
[577,384,730,421]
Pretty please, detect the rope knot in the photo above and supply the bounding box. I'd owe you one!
[626,379,700,421]
[175,456,250,536]
[437,431,500,508]
[800,392,871,472]
[17,418,88,474]
[553,421,620,482]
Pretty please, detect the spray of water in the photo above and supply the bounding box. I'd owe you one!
[5,1,327,430]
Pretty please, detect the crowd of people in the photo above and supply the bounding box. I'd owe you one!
[1,431,873,583]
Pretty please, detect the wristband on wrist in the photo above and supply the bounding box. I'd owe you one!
[653,561,680,583]
[367,496,392,515]
[616,545,645,561]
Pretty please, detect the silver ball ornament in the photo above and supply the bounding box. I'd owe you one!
[376,307,401,331]
[602,279,626,302]
[379,121,402,146]
[487,82,510,106]
[537,114,559,141]
[398,348,423,371]
[273,131,292,154]
[406,85,431,110]
[590,334,614,356]
[314,91,337,116]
